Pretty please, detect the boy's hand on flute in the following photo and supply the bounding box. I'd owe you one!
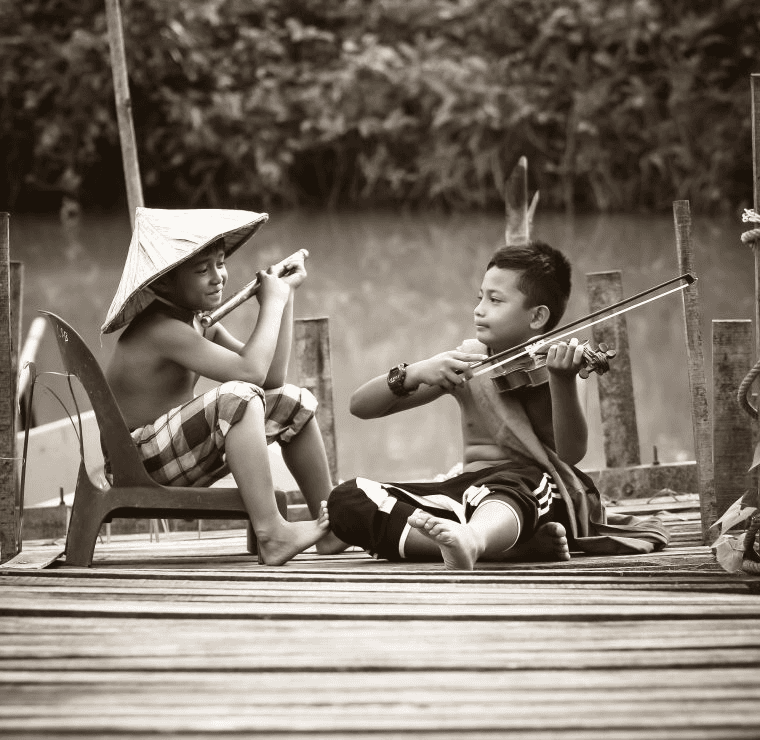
[278,250,308,290]
[255,268,291,308]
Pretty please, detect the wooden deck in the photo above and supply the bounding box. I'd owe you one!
[2,496,760,739]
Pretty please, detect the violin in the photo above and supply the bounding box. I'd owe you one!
[489,341,617,393]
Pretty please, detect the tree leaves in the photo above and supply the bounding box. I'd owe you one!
[1,0,757,213]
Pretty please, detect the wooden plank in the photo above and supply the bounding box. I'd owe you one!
[586,271,641,467]
[673,199,714,543]
[712,320,754,516]
[0,212,18,563]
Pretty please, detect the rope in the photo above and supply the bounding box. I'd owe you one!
[742,208,760,246]
[737,358,760,420]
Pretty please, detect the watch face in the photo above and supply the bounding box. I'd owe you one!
[388,364,407,394]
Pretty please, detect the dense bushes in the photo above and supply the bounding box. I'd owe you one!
[2,0,758,213]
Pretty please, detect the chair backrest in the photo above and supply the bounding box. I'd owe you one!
[40,311,157,487]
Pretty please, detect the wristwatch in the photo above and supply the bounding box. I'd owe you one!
[387,363,410,396]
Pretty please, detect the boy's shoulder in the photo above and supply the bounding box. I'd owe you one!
[120,301,198,344]
[457,337,487,354]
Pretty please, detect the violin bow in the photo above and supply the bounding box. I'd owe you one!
[468,272,696,379]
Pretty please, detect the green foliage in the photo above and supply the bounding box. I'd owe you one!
[2,0,758,213]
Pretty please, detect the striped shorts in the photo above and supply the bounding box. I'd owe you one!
[327,462,563,561]
[128,381,317,487]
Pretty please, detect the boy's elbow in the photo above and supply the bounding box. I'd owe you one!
[349,397,371,419]
[237,367,268,387]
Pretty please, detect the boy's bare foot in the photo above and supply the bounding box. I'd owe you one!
[314,500,350,555]
[408,510,482,571]
[316,531,350,555]
[503,522,570,562]
[257,517,329,566]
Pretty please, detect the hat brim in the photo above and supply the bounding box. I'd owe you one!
[101,208,269,334]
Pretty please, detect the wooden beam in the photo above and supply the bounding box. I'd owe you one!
[105,0,144,227]
[583,461,697,501]
[712,320,754,517]
[294,317,338,484]
[672,199,714,543]
[0,213,18,563]
[585,271,641,467]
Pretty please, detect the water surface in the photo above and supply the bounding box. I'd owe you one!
[8,207,753,481]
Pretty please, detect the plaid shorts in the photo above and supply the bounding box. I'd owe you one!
[128,381,317,487]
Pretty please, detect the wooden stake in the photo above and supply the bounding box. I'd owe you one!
[0,213,19,562]
[673,199,715,542]
[712,320,753,516]
[294,318,338,484]
[504,156,530,246]
[105,0,144,227]
[585,271,641,467]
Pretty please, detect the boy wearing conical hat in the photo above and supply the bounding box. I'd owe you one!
[102,207,343,564]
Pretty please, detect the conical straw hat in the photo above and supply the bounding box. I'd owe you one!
[102,207,269,334]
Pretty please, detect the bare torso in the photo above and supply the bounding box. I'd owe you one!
[106,304,205,430]
[456,381,555,472]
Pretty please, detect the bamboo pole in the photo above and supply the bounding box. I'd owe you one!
[0,213,18,562]
[712,320,754,516]
[585,271,641,467]
[105,0,143,227]
[295,318,338,484]
[673,199,715,542]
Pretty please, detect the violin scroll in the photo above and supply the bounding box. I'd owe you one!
[578,342,617,379]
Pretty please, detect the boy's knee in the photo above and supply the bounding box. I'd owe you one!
[218,380,265,400]
[326,481,362,535]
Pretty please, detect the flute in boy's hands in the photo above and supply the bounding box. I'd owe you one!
[200,248,309,327]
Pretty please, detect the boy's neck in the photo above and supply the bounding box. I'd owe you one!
[149,291,199,325]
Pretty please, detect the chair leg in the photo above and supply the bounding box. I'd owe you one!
[65,499,106,568]
[64,469,110,567]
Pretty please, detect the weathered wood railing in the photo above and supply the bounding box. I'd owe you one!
[0,213,23,563]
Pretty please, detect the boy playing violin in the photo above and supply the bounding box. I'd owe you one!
[102,207,343,565]
[327,241,669,569]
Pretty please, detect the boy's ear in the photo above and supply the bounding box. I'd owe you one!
[151,273,173,295]
[529,305,551,331]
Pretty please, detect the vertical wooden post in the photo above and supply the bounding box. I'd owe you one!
[105,0,144,227]
[713,320,754,516]
[749,74,760,511]
[0,213,19,562]
[586,271,641,467]
[673,199,714,542]
[504,156,530,246]
[9,262,22,413]
[752,74,760,354]
[294,318,338,484]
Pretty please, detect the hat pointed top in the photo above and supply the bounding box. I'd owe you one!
[101,207,268,334]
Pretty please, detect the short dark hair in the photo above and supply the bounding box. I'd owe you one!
[487,241,572,331]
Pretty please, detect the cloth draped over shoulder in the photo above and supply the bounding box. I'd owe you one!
[458,339,670,555]
[102,207,269,334]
